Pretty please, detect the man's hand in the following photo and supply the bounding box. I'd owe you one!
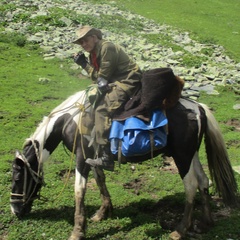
[97,77,110,93]
[74,52,88,68]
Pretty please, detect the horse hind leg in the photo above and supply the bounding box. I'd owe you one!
[170,153,199,240]
[91,167,113,222]
[194,153,214,232]
[170,152,214,240]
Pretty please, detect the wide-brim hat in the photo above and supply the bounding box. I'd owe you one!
[72,25,102,44]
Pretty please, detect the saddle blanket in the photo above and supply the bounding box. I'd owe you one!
[109,109,168,157]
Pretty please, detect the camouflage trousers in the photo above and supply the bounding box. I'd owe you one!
[95,84,132,145]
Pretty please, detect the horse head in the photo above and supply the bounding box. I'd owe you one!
[10,140,44,217]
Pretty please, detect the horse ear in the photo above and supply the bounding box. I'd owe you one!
[15,150,21,159]
[15,151,24,162]
[13,151,24,169]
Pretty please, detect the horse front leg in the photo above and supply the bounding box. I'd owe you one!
[91,167,113,222]
[69,167,89,240]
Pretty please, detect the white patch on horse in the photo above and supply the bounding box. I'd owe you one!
[75,168,87,195]
[28,91,87,162]
[179,98,202,137]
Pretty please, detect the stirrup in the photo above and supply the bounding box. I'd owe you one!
[85,157,114,171]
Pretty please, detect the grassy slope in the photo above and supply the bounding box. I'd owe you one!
[1,1,240,240]
[114,0,240,62]
[0,42,89,240]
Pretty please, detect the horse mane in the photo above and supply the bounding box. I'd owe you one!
[23,90,86,147]
[50,90,86,113]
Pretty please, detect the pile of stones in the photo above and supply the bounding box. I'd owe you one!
[2,0,240,106]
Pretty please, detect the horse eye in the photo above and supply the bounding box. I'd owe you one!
[12,164,21,170]
[12,164,23,181]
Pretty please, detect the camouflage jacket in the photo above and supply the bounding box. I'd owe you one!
[84,39,142,96]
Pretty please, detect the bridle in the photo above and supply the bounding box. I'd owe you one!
[10,147,44,206]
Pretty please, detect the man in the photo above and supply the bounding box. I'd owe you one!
[73,25,142,171]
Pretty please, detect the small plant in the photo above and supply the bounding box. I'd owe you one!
[12,12,31,23]
[143,33,183,51]
[200,47,215,57]
[0,3,17,13]
[181,54,208,68]
[0,32,27,47]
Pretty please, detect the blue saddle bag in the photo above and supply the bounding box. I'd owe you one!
[109,110,168,157]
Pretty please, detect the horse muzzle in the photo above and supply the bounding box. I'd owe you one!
[10,201,32,218]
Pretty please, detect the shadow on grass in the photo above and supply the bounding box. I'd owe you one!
[20,192,240,240]
[88,193,186,240]
[19,193,180,238]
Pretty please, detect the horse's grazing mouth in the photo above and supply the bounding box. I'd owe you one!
[11,149,44,219]
[11,204,32,218]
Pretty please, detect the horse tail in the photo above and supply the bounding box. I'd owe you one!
[200,103,238,206]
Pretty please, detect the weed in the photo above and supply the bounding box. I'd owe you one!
[181,54,208,68]
[0,32,27,47]
[143,33,183,52]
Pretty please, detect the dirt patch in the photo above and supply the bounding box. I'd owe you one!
[225,118,240,131]
[160,156,179,174]
[123,157,178,195]
[123,178,144,195]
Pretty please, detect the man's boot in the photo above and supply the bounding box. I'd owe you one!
[85,145,114,171]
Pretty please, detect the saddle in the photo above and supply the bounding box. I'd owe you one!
[81,67,184,158]
[114,67,184,121]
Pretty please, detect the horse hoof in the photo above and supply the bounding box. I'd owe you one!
[91,212,103,222]
[91,208,111,222]
[91,215,101,222]
[68,232,85,240]
[193,219,214,233]
[169,231,182,240]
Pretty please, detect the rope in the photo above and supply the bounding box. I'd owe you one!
[12,92,90,205]
[49,93,89,203]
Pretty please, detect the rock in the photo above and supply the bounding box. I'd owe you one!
[27,35,43,43]
[2,0,240,100]
[233,104,240,110]
[39,77,50,83]
[59,17,73,27]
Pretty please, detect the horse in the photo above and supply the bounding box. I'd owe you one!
[10,89,238,240]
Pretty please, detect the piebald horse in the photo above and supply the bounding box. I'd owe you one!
[10,90,237,240]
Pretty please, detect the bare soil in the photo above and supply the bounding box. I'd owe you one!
[225,118,240,132]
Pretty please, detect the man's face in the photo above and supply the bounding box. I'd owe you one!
[78,35,97,52]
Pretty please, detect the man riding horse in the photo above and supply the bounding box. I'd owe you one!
[73,25,184,171]
[10,27,238,240]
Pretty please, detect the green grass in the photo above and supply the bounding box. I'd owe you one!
[112,0,240,62]
[1,1,240,240]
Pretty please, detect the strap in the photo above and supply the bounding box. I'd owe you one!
[150,130,154,159]
[118,140,122,168]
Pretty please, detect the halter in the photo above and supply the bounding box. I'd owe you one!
[10,150,44,205]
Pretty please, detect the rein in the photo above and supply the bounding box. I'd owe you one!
[53,96,91,201]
